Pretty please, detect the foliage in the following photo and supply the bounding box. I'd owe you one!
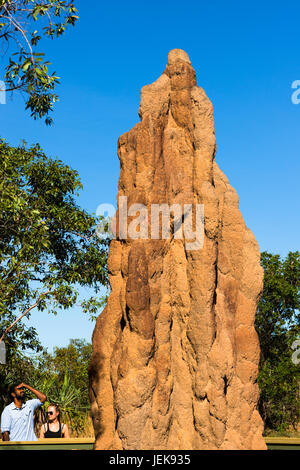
[256,251,300,432]
[0,339,95,437]
[0,0,79,124]
[0,139,108,373]
[40,339,92,410]
[0,348,40,409]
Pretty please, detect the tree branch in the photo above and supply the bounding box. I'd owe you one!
[0,289,52,342]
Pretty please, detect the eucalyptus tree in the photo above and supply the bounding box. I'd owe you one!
[0,139,108,365]
[256,251,300,431]
[0,0,79,124]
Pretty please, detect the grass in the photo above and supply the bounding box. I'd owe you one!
[264,428,300,438]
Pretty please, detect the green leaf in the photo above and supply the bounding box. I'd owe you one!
[22,59,32,72]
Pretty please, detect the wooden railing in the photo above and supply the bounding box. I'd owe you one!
[1,437,300,450]
[0,437,94,450]
[264,436,300,450]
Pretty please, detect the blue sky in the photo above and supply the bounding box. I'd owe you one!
[1,1,299,352]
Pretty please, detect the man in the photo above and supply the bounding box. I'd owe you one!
[1,382,46,441]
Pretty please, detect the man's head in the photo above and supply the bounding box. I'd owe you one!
[9,383,25,401]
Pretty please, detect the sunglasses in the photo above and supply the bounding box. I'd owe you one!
[47,411,54,415]
[16,387,24,391]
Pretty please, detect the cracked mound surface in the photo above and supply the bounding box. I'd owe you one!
[89,49,265,450]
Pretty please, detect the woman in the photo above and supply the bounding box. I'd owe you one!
[39,404,70,439]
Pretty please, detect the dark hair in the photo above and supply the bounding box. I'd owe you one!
[9,383,19,397]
